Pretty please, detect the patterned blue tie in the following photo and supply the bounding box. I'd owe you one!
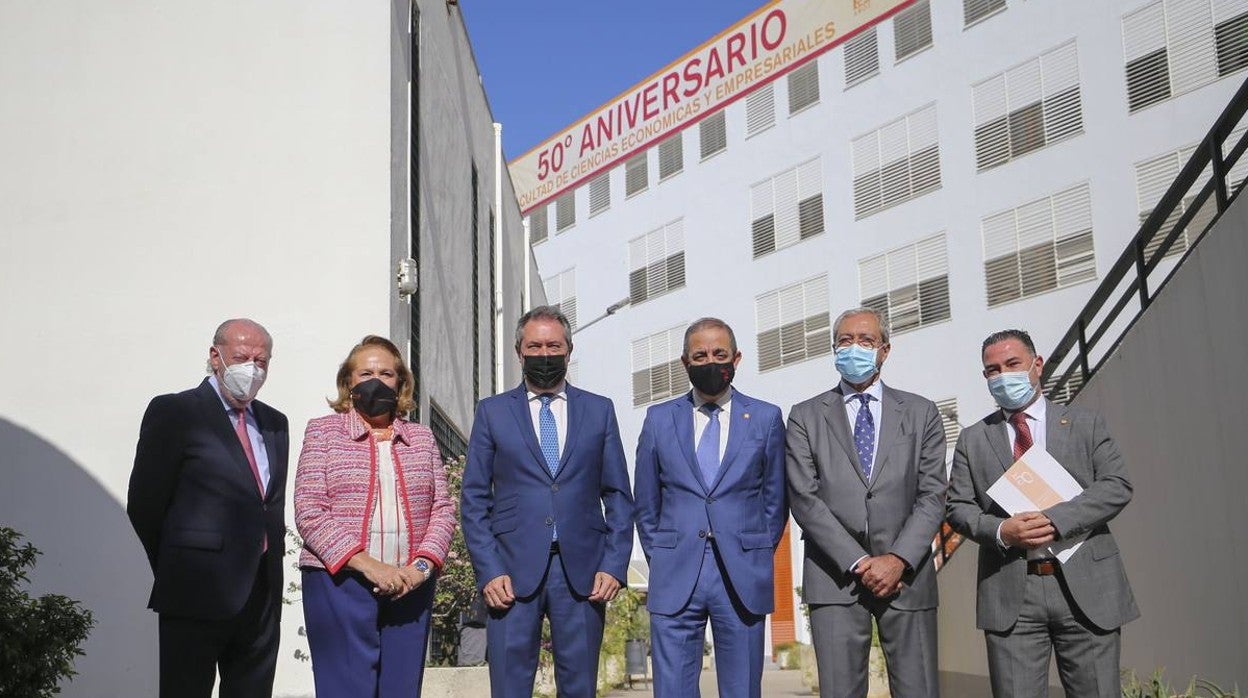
[538,395,560,475]
[853,393,875,480]
[696,403,722,487]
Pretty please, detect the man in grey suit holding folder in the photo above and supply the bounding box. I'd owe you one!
[786,308,947,698]
[947,329,1139,698]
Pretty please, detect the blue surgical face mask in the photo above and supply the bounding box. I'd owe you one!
[988,370,1037,411]
[835,344,879,385]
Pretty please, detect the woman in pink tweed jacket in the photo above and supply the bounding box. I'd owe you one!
[294,335,456,698]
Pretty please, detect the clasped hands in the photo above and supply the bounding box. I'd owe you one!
[483,572,621,610]
[1000,511,1057,550]
[855,553,907,598]
[351,554,429,599]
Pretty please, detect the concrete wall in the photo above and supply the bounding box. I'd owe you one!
[0,1,526,695]
[936,165,1248,696]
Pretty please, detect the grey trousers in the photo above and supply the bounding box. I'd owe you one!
[809,600,938,698]
[985,573,1120,698]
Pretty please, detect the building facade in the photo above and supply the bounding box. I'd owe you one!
[522,0,1248,660]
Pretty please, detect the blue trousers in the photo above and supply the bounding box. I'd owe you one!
[486,551,605,698]
[302,568,435,698]
[649,541,765,698]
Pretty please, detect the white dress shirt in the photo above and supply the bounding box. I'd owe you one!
[208,374,271,489]
[994,397,1052,560]
[527,386,567,460]
[368,443,409,566]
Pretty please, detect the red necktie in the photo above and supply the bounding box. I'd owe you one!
[1010,410,1033,461]
[234,409,268,552]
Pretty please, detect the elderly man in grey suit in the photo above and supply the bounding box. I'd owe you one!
[786,307,947,698]
[947,329,1138,698]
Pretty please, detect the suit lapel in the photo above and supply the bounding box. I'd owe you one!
[1044,399,1078,480]
[195,380,264,498]
[555,386,583,478]
[507,385,550,477]
[821,387,869,488]
[709,389,750,493]
[256,404,281,502]
[984,410,1015,473]
[673,393,710,493]
[869,387,905,490]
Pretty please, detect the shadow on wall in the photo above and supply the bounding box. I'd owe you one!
[0,417,157,698]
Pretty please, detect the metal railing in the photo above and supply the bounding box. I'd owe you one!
[1041,76,1248,402]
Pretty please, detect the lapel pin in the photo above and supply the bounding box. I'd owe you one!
[743,413,750,419]
[1060,418,1069,425]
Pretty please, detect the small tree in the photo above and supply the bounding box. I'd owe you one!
[0,527,95,697]
[429,455,481,665]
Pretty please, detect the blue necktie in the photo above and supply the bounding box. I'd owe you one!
[853,393,875,480]
[696,403,722,487]
[539,395,560,540]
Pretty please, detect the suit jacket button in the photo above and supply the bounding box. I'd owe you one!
[705,496,715,504]
[698,529,707,538]
[551,484,559,493]
[866,492,873,500]
[545,517,554,526]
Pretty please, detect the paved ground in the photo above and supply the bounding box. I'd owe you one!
[605,668,812,697]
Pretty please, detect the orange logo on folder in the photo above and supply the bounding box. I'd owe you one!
[1006,460,1064,509]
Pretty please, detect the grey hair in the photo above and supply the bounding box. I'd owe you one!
[832,307,890,345]
[514,305,573,350]
[682,317,738,358]
[981,329,1037,357]
[212,318,273,349]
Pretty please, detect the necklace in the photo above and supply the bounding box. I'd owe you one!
[370,426,394,441]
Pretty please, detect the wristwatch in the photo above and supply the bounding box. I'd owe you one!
[414,558,432,579]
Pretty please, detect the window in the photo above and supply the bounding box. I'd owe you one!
[628,219,686,304]
[844,25,880,87]
[632,325,687,406]
[587,172,610,217]
[700,110,727,159]
[973,41,1082,172]
[750,158,824,258]
[625,153,648,197]
[746,82,776,136]
[965,0,1006,27]
[543,268,577,330]
[788,61,820,113]
[756,275,832,372]
[555,191,575,232]
[936,398,962,446]
[529,206,548,244]
[429,400,468,460]
[852,103,941,218]
[859,233,951,335]
[1134,130,1248,259]
[895,0,933,62]
[1123,0,1248,113]
[658,134,683,180]
[982,182,1097,307]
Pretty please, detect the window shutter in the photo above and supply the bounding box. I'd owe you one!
[855,104,941,218]
[700,111,727,158]
[756,275,831,372]
[853,130,883,217]
[587,172,610,217]
[1124,0,1248,113]
[859,233,949,335]
[895,0,933,62]
[1124,3,1172,112]
[974,74,1010,171]
[751,158,822,256]
[543,268,577,330]
[555,191,575,232]
[936,398,962,444]
[909,104,942,195]
[631,325,688,406]
[788,61,820,113]
[529,206,549,244]
[983,183,1097,307]
[628,219,686,305]
[976,43,1082,171]
[1041,42,1083,144]
[658,134,683,180]
[1214,0,1248,74]
[844,26,879,87]
[965,0,1006,27]
[625,153,648,197]
[746,82,776,136]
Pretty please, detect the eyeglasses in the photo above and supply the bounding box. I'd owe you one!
[834,337,884,350]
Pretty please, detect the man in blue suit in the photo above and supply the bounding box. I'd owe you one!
[634,317,787,698]
[461,305,635,698]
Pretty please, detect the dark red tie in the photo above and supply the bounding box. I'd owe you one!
[234,409,268,552]
[1010,410,1033,461]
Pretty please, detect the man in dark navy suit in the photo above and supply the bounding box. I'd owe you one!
[633,317,787,698]
[461,305,634,698]
[128,318,289,698]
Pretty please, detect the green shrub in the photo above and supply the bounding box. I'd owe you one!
[1122,669,1241,697]
[0,527,95,698]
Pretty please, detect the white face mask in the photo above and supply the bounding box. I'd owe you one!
[217,349,266,402]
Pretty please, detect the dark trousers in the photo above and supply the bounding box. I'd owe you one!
[649,541,765,698]
[158,559,280,698]
[301,568,435,698]
[486,550,605,698]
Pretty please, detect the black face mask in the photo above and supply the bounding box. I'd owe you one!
[687,361,735,397]
[522,354,568,390]
[351,378,399,417]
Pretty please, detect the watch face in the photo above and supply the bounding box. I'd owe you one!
[416,560,430,572]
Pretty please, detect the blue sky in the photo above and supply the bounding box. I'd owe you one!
[461,0,767,161]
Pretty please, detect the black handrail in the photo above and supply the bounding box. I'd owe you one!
[1041,76,1248,401]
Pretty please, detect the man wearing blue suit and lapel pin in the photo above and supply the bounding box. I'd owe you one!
[461,305,635,698]
[633,317,788,698]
